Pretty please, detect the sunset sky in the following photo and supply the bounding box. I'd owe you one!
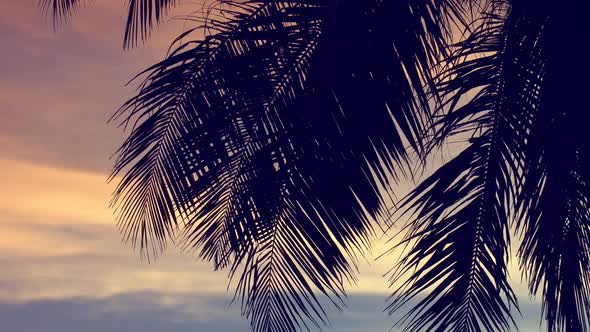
[1,1,543,331]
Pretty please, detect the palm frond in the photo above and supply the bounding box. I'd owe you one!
[387,139,518,332]
[386,7,532,332]
[518,140,590,332]
[514,5,590,331]
[111,0,463,330]
[398,2,590,330]
[38,0,83,27]
[124,0,178,48]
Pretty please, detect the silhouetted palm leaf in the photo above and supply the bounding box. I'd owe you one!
[109,1,463,331]
[387,5,538,331]
[124,0,178,48]
[513,3,590,331]
[389,2,590,331]
[39,0,83,26]
[39,0,178,47]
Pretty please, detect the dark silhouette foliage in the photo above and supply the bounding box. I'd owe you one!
[40,0,590,331]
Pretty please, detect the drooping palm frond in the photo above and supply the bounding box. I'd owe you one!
[110,0,465,330]
[386,6,539,331]
[514,4,590,331]
[38,0,84,26]
[39,0,179,47]
[387,140,518,332]
[124,0,178,48]
[388,0,590,330]
[518,135,590,332]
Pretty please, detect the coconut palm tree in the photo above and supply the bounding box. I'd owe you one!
[40,0,590,331]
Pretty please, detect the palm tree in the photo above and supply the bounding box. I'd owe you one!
[40,0,590,331]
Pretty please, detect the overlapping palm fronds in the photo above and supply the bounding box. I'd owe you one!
[388,1,590,331]
[107,1,463,331]
[39,0,590,331]
[513,3,590,330]
[387,7,520,331]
